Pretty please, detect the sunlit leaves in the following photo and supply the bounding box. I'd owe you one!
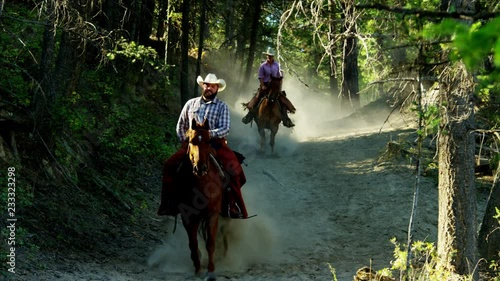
[423,17,500,70]
[106,37,159,71]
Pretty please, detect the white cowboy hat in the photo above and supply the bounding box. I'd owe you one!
[262,47,276,56]
[196,73,226,92]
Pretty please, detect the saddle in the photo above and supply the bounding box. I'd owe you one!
[257,89,295,114]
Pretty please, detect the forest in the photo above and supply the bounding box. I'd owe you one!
[0,0,499,280]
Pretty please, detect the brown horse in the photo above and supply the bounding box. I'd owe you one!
[256,76,283,153]
[178,118,224,281]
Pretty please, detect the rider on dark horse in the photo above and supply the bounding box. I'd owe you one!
[158,73,249,219]
[242,47,296,127]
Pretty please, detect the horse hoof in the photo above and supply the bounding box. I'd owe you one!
[204,272,217,281]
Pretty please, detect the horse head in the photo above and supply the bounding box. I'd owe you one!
[267,76,283,102]
[186,118,213,177]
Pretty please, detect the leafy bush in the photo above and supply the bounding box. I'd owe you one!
[0,3,43,107]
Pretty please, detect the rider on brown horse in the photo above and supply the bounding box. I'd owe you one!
[242,47,296,127]
[158,73,249,219]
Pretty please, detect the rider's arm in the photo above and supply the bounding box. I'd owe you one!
[273,62,283,78]
[258,64,266,89]
[259,78,265,89]
[176,101,191,142]
[209,104,230,139]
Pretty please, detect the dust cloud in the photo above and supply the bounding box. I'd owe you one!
[147,214,284,275]
[147,68,408,278]
[229,74,346,144]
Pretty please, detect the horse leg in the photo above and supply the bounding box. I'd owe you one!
[258,127,266,152]
[202,214,219,281]
[270,129,277,154]
[221,221,229,257]
[184,219,202,275]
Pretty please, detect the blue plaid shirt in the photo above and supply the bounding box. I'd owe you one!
[176,96,230,142]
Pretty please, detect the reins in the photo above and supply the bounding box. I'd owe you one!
[209,153,225,181]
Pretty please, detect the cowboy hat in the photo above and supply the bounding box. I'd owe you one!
[196,73,226,92]
[262,47,276,56]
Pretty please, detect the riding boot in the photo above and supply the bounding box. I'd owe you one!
[281,105,295,128]
[242,92,262,124]
[222,175,248,219]
[228,199,244,219]
[242,110,255,124]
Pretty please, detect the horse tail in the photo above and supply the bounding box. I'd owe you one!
[198,217,209,243]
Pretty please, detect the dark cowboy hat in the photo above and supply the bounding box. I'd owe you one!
[262,47,276,56]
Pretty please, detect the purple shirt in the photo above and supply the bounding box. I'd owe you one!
[258,61,282,83]
[176,96,230,142]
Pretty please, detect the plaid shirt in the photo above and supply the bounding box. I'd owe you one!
[176,96,230,142]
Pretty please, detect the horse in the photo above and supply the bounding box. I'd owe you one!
[255,76,283,153]
[177,118,224,281]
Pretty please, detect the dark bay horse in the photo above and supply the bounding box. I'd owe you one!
[256,76,283,153]
[178,118,224,281]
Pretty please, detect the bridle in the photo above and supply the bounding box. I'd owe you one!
[187,128,224,180]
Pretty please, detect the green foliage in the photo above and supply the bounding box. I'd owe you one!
[423,16,500,149]
[486,207,500,281]
[106,38,159,71]
[415,104,440,137]
[389,238,476,281]
[327,262,338,281]
[55,66,178,170]
[0,3,43,107]
[422,17,500,70]
[35,60,180,250]
[403,0,441,10]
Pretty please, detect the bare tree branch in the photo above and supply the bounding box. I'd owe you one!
[0,0,5,19]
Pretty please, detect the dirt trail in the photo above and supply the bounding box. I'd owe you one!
[13,86,449,281]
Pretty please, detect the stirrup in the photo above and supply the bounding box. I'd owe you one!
[228,204,244,219]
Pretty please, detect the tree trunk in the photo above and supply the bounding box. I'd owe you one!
[0,0,5,18]
[243,0,262,91]
[167,1,180,67]
[53,31,83,98]
[437,62,478,279]
[35,0,57,146]
[224,0,236,62]
[156,0,168,40]
[328,0,338,97]
[156,0,171,65]
[194,0,207,97]
[340,0,359,115]
[436,0,478,278]
[180,0,190,105]
[138,0,155,46]
[236,4,251,84]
